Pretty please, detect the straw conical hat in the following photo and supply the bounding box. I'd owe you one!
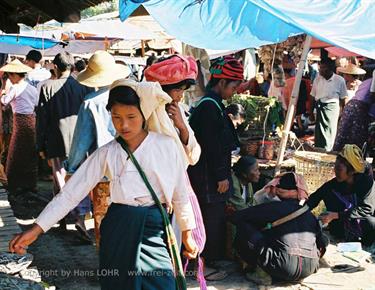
[337,63,366,75]
[77,50,131,87]
[0,59,32,73]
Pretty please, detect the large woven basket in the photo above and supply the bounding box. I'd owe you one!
[240,138,260,156]
[294,151,336,193]
[92,181,110,249]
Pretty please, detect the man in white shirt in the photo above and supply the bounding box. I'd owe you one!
[25,50,51,88]
[310,59,348,151]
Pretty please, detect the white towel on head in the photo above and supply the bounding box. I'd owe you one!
[110,79,188,165]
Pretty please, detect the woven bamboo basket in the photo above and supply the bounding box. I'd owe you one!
[294,151,336,193]
[294,151,336,216]
[240,139,260,156]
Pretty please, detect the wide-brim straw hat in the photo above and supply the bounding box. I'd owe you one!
[337,63,366,75]
[77,50,131,87]
[0,59,32,73]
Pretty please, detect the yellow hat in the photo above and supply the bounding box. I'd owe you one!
[0,59,32,73]
[77,50,131,88]
[337,63,366,75]
[339,144,365,173]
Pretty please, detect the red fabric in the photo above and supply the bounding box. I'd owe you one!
[144,55,198,85]
[237,77,261,95]
[263,172,309,201]
[210,56,244,81]
[283,77,312,111]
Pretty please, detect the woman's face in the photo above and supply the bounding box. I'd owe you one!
[7,73,20,85]
[219,80,241,100]
[334,157,353,183]
[167,85,187,102]
[228,114,245,129]
[343,73,355,84]
[111,103,145,142]
[244,162,260,183]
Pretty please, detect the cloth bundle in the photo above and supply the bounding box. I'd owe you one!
[254,172,309,205]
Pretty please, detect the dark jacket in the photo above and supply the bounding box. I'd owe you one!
[37,76,92,159]
[188,90,237,204]
[307,173,375,220]
[230,199,322,259]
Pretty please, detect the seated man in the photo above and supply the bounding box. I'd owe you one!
[229,173,327,284]
[308,144,375,246]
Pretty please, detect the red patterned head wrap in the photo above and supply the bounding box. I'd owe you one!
[209,56,244,81]
[144,54,198,85]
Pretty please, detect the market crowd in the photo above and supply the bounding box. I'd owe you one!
[0,49,374,289]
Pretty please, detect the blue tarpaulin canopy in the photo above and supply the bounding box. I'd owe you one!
[0,35,60,49]
[119,0,375,59]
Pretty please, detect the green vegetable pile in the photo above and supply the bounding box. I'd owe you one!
[227,94,283,133]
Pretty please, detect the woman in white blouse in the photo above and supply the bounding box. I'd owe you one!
[144,54,201,165]
[0,59,38,193]
[9,79,198,290]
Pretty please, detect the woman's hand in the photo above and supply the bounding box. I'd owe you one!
[217,179,229,194]
[319,211,338,226]
[166,102,186,131]
[182,230,198,259]
[9,224,44,255]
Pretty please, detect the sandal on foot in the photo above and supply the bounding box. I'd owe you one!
[75,223,93,244]
[204,266,228,281]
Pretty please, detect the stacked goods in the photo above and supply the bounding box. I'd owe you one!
[258,34,306,78]
[228,94,282,158]
[228,94,282,134]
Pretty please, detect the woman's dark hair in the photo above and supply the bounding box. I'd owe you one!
[106,86,141,112]
[74,58,86,72]
[53,52,74,72]
[9,72,26,78]
[146,54,158,66]
[277,172,297,190]
[336,155,355,173]
[26,50,42,63]
[161,79,195,92]
[206,76,240,91]
[225,103,245,120]
[233,156,257,177]
[140,54,158,81]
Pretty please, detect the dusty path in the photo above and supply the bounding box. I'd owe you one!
[6,181,375,290]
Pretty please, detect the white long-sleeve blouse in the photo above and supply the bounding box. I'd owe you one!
[36,132,196,232]
[178,103,201,166]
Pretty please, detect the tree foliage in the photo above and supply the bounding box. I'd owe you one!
[81,0,118,19]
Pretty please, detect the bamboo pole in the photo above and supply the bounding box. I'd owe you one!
[275,35,312,174]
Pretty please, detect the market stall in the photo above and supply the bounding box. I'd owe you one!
[118,0,375,195]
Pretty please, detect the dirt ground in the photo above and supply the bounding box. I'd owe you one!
[7,180,375,290]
